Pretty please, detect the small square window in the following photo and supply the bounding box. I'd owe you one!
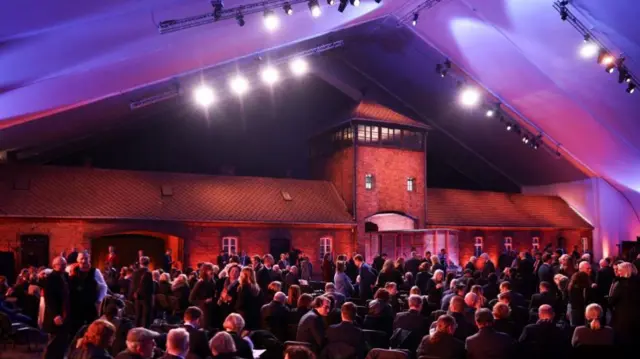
[407,177,416,192]
[222,237,238,255]
[365,174,374,190]
[320,237,332,260]
[532,236,540,250]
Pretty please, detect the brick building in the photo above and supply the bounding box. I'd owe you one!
[0,101,592,275]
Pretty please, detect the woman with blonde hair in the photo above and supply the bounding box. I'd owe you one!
[609,261,640,346]
[571,303,614,347]
[425,269,445,309]
[69,319,116,359]
[209,331,241,359]
[234,267,262,330]
[171,274,190,311]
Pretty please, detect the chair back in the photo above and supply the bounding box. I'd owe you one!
[284,341,312,351]
[363,329,389,349]
[365,348,409,359]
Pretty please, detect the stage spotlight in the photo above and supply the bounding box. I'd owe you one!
[263,10,279,31]
[261,66,280,85]
[338,0,347,12]
[597,50,614,65]
[579,36,599,59]
[327,0,334,5]
[522,135,529,144]
[236,14,245,27]
[283,3,293,15]
[349,0,360,6]
[618,69,632,84]
[506,123,513,131]
[412,13,419,26]
[532,141,539,150]
[560,6,568,21]
[459,87,481,107]
[194,85,215,107]
[290,57,309,76]
[605,63,616,74]
[229,75,249,95]
[627,83,637,94]
[309,0,321,17]
[486,109,495,117]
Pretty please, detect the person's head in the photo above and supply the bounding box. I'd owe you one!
[184,306,203,328]
[263,254,275,267]
[492,302,510,320]
[381,259,395,273]
[138,250,144,257]
[499,281,511,293]
[585,303,603,330]
[152,270,161,282]
[108,246,115,253]
[353,254,364,267]
[166,328,189,357]
[474,308,494,328]
[449,296,464,314]
[433,269,444,282]
[200,262,214,279]
[298,293,313,310]
[384,282,398,296]
[498,292,511,305]
[227,264,241,281]
[290,266,299,275]
[77,251,91,270]
[434,314,457,336]
[341,302,356,322]
[284,345,316,359]
[454,284,466,296]
[288,285,301,306]
[336,261,346,273]
[542,253,553,264]
[599,259,608,269]
[52,256,67,272]
[538,304,554,321]
[579,261,592,275]
[274,292,287,304]
[407,295,423,311]
[464,292,479,309]
[539,281,551,293]
[139,256,150,268]
[313,296,331,317]
[223,313,245,334]
[82,319,116,349]
[410,286,421,296]
[449,279,458,290]
[373,288,390,303]
[239,266,257,286]
[209,331,236,356]
[617,262,637,278]
[325,282,336,293]
[126,328,158,359]
[268,281,282,293]
[104,302,121,321]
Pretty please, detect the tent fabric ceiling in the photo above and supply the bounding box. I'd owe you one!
[1,0,639,203]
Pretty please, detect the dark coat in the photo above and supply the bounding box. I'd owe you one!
[227,331,253,359]
[130,267,154,302]
[182,323,212,359]
[465,327,514,359]
[450,312,477,342]
[404,258,422,277]
[537,263,555,285]
[260,300,290,342]
[326,321,366,357]
[358,264,377,300]
[519,320,568,359]
[609,275,640,344]
[42,270,70,334]
[235,285,262,330]
[571,325,614,347]
[416,333,465,359]
[393,309,427,333]
[296,309,326,352]
[529,291,557,312]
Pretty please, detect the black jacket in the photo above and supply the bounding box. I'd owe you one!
[450,312,476,342]
[42,270,70,334]
[182,323,211,359]
[130,267,154,302]
[326,321,365,357]
[465,327,514,359]
[519,320,568,359]
[416,333,465,359]
[393,309,427,333]
[537,263,555,285]
[260,301,290,342]
[296,309,326,352]
[529,291,557,312]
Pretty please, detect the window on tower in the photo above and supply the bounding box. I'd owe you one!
[365,174,374,190]
[407,177,416,192]
[357,125,379,144]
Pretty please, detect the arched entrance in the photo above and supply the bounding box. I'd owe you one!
[92,234,166,270]
[364,212,417,261]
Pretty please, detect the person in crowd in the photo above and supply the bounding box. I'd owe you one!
[333,260,353,297]
[107,246,118,269]
[404,251,422,277]
[571,303,614,347]
[482,273,499,302]
[210,331,241,359]
[492,303,517,339]
[537,253,555,287]
[529,281,556,315]
[416,314,465,359]
[595,258,614,314]
[393,294,428,332]
[68,247,79,265]
[326,302,365,358]
[519,305,567,359]
[284,266,300,291]
[69,319,116,359]
[131,256,155,328]
[324,282,346,307]
[296,296,330,352]
[448,296,476,341]
[441,281,465,311]
[190,262,216,330]
[480,253,496,278]
[278,253,290,269]
[114,327,158,359]
[284,345,316,359]
[100,302,133,356]
[223,313,253,359]
[608,262,640,346]
[69,251,108,334]
[568,271,593,326]
[158,273,172,296]
[465,308,514,359]
[384,282,402,314]
[415,262,432,294]
[265,281,281,304]
[321,253,335,283]
[260,291,290,342]
[42,256,71,359]
[376,259,403,288]
[163,249,173,273]
[118,267,133,297]
[426,269,445,310]
[287,285,301,309]
[354,255,376,300]
[171,274,190,312]
[182,306,212,359]
[162,328,189,359]
[289,293,313,326]
[234,266,262,330]
[253,255,272,293]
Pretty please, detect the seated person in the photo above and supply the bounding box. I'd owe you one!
[519,305,568,359]
[326,302,365,358]
[571,303,614,347]
[465,309,514,359]
[416,314,465,359]
[393,295,428,333]
[210,331,241,359]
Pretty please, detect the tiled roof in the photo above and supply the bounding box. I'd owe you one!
[427,188,592,229]
[0,166,354,225]
[350,101,430,130]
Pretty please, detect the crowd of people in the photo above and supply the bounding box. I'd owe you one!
[1,244,640,359]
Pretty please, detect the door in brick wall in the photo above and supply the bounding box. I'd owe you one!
[19,234,49,268]
[92,234,165,270]
[270,238,291,261]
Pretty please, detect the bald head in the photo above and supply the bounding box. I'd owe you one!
[52,256,67,272]
[579,261,591,274]
[538,304,554,321]
[274,292,286,304]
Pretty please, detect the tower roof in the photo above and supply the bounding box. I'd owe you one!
[349,101,430,130]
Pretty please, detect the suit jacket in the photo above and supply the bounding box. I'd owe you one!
[326,321,365,356]
[260,301,290,342]
[358,264,377,299]
[393,309,427,333]
[538,263,555,285]
[404,258,422,277]
[595,267,615,299]
[450,312,477,341]
[519,320,568,359]
[182,323,211,359]
[42,270,70,333]
[227,331,253,359]
[416,333,465,359]
[130,267,154,302]
[296,309,326,352]
[482,283,499,302]
[571,325,614,347]
[529,291,557,312]
[465,327,514,359]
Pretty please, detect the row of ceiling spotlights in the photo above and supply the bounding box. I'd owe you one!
[231,0,381,29]
[192,57,309,106]
[436,61,543,150]
[558,2,636,94]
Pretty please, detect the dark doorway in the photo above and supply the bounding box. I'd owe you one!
[365,222,379,232]
[270,238,291,260]
[92,234,165,270]
[20,234,49,268]
[621,241,640,261]
[557,237,567,253]
[0,252,17,284]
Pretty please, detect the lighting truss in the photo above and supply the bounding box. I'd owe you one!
[397,0,450,26]
[552,1,638,91]
[160,0,317,34]
[129,40,344,110]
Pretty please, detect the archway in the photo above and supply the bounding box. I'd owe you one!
[364,212,416,231]
[92,234,166,270]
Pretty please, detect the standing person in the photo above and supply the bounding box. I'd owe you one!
[131,256,155,328]
[321,253,335,283]
[354,255,376,300]
[234,267,262,330]
[67,247,79,264]
[404,251,422,277]
[189,262,216,330]
[333,261,353,297]
[609,262,640,346]
[107,246,118,269]
[42,256,71,359]
[69,251,108,334]
[163,249,173,273]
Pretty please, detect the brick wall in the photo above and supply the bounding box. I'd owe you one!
[311,147,354,215]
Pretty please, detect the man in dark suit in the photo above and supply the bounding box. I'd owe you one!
[518,305,567,359]
[296,296,331,352]
[131,256,155,328]
[596,258,615,314]
[238,251,250,266]
[43,256,71,359]
[284,266,300,291]
[482,273,500,302]
[354,255,376,300]
[163,249,173,273]
[326,302,366,357]
[182,306,212,359]
[465,308,514,359]
[529,281,557,315]
[448,296,477,341]
[404,251,422,277]
[499,281,526,308]
[261,292,290,342]
[537,253,555,287]
[394,295,428,332]
[253,255,272,293]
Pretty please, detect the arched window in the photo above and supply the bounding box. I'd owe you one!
[319,237,332,260]
[532,237,540,250]
[474,237,484,257]
[581,237,589,252]
[504,237,513,252]
[222,237,238,255]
